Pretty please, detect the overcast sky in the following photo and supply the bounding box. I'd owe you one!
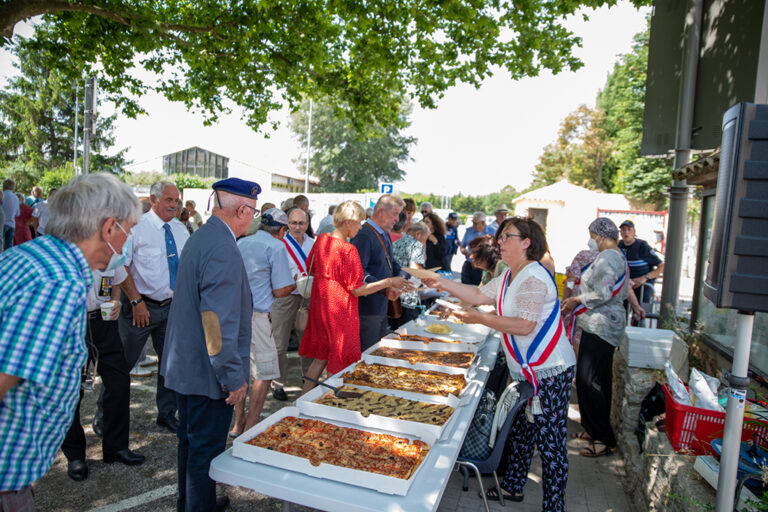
[0,3,650,197]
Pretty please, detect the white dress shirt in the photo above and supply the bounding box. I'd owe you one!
[125,209,189,301]
[282,233,314,296]
[32,201,50,235]
[86,267,127,312]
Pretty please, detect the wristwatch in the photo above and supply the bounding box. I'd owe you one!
[130,297,143,307]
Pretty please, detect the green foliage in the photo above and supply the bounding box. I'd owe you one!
[38,165,75,193]
[290,97,416,192]
[530,18,673,207]
[404,184,518,216]
[0,160,43,196]
[122,171,164,186]
[0,29,127,173]
[169,173,214,191]
[1,0,649,133]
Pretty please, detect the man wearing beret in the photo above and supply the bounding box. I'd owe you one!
[161,178,260,512]
[232,208,295,434]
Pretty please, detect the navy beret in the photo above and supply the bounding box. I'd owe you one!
[212,177,261,199]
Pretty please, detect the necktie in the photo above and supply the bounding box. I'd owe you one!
[163,224,178,290]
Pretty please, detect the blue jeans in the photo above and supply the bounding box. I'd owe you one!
[3,225,14,251]
[176,394,233,512]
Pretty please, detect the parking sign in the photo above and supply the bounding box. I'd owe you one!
[380,183,394,194]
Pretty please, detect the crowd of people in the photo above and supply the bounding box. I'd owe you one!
[0,173,664,512]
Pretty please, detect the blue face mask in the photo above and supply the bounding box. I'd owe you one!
[106,222,132,270]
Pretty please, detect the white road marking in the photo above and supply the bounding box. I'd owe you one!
[84,484,176,512]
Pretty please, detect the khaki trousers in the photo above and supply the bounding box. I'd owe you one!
[270,294,312,387]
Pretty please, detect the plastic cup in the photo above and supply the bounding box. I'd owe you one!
[100,302,115,321]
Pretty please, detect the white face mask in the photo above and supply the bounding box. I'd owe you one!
[106,222,132,270]
[587,237,599,252]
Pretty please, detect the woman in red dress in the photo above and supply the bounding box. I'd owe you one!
[13,193,34,246]
[299,200,411,394]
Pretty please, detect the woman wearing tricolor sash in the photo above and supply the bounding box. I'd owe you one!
[561,217,640,458]
[423,217,575,511]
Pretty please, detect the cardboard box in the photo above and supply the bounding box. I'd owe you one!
[232,407,433,496]
[362,344,479,378]
[378,335,480,354]
[296,382,459,443]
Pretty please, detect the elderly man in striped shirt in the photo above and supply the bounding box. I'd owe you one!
[0,173,141,510]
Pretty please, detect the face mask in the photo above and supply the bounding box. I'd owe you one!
[106,223,132,270]
[587,237,599,252]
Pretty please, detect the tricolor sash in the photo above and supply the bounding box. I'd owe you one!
[497,262,564,401]
[567,256,629,341]
[283,234,308,275]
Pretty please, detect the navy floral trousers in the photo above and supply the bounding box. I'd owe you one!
[501,366,574,511]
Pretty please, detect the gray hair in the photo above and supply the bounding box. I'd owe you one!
[150,180,176,198]
[588,217,619,240]
[406,221,429,237]
[258,223,284,235]
[472,211,487,222]
[46,173,141,243]
[373,194,405,215]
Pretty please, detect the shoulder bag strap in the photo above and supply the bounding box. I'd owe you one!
[364,223,395,276]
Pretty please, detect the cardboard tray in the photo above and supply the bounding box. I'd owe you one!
[232,407,433,496]
[361,344,480,379]
[378,335,479,354]
[336,361,475,406]
[296,382,460,443]
[399,319,490,345]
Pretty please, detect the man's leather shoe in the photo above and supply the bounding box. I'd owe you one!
[156,413,179,433]
[103,449,146,466]
[214,495,230,511]
[272,387,288,401]
[67,459,88,481]
[92,417,104,437]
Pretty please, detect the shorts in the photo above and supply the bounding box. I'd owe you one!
[249,312,280,381]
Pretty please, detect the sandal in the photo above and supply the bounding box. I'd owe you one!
[571,431,593,441]
[580,443,615,458]
[481,487,524,502]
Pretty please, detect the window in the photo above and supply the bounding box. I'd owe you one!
[693,193,768,376]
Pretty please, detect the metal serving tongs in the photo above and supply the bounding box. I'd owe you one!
[302,376,363,398]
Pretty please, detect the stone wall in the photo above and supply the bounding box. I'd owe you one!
[612,349,717,511]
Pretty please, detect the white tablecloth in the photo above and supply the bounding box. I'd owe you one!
[209,323,500,512]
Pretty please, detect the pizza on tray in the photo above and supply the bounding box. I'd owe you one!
[247,416,430,479]
[395,333,461,344]
[314,386,454,425]
[369,347,475,369]
[341,362,467,397]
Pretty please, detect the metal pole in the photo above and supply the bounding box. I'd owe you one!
[660,0,703,326]
[73,83,79,174]
[715,312,754,512]
[82,78,94,175]
[304,99,313,194]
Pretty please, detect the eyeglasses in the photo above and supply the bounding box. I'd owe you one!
[498,232,524,244]
[242,204,260,218]
[289,221,308,227]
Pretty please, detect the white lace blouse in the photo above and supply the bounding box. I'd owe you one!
[481,262,576,381]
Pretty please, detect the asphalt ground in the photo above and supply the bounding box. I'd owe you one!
[34,347,324,512]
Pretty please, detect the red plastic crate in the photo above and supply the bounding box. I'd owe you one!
[662,383,768,455]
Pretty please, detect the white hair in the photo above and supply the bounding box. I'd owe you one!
[46,173,141,242]
[150,180,176,198]
[472,211,487,222]
[406,222,429,236]
[373,194,405,215]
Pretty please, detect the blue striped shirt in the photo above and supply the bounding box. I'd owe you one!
[0,235,91,490]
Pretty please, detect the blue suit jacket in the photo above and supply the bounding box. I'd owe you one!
[161,216,251,400]
[351,222,401,316]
